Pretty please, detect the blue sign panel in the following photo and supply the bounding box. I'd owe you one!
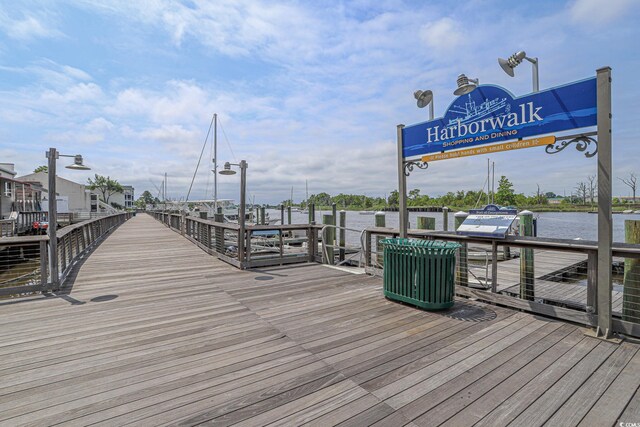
[402,77,597,158]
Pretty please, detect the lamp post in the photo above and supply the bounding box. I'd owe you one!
[414,90,434,120]
[46,148,90,290]
[498,51,539,92]
[453,74,479,96]
[219,160,248,265]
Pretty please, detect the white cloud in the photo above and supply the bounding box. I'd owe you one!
[108,81,213,125]
[46,117,115,144]
[0,11,62,40]
[40,82,103,105]
[419,17,465,53]
[569,0,633,25]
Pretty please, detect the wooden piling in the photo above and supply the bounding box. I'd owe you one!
[280,204,284,225]
[260,207,266,225]
[323,214,335,265]
[287,206,292,225]
[308,203,315,224]
[375,211,385,267]
[417,216,435,230]
[623,220,640,322]
[455,211,468,286]
[339,210,346,262]
[442,207,449,231]
[519,211,534,300]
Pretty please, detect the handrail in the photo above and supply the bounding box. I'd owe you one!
[148,211,320,269]
[321,223,365,267]
[0,212,131,297]
[362,225,640,339]
[365,227,640,256]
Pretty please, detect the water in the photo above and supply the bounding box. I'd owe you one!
[266,209,640,244]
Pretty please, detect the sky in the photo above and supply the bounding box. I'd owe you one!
[1,0,639,204]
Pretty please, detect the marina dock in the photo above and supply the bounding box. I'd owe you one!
[1,214,640,426]
[468,250,626,312]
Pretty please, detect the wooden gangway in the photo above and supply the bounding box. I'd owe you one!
[1,214,640,426]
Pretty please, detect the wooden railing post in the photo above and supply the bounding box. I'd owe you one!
[323,214,334,265]
[364,230,372,268]
[214,212,225,254]
[245,228,252,265]
[40,240,48,291]
[375,212,385,267]
[307,225,316,262]
[339,210,346,263]
[587,250,597,313]
[519,210,535,300]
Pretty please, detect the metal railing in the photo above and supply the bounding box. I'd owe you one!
[0,212,131,298]
[362,226,640,338]
[149,211,321,269]
[320,224,366,267]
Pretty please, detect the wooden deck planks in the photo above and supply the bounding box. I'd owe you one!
[1,214,640,426]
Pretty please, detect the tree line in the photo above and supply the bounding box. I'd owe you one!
[279,173,639,210]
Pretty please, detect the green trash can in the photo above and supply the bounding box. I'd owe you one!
[381,238,461,310]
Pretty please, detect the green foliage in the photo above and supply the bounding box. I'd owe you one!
[387,190,399,207]
[33,165,48,173]
[135,190,160,209]
[495,176,516,206]
[87,174,123,203]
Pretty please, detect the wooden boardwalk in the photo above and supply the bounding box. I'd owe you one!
[1,214,640,426]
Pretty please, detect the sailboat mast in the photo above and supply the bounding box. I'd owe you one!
[491,161,495,204]
[487,159,490,205]
[306,180,308,202]
[213,113,218,210]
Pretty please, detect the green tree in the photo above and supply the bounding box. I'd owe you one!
[135,190,156,208]
[495,176,516,206]
[87,174,123,204]
[34,165,48,173]
[308,192,332,207]
[408,189,420,201]
[387,190,399,207]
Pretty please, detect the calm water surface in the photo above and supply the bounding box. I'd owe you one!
[267,210,640,243]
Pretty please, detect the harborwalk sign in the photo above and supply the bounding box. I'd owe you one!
[396,67,615,339]
[402,77,597,159]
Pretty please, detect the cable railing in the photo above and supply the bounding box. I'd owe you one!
[0,212,131,298]
[149,211,321,269]
[319,224,366,267]
[362,226,640,338]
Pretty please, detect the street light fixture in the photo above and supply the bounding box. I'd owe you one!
[498,51,539,92]
[218,160,248,265]
[219,162,236,175]
[45,148,90,290]
[414,90,434,120]
[453,74,479,96]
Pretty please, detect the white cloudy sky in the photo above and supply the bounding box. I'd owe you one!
[1,0,639,203]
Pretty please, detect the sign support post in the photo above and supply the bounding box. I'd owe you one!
[596,66,613,339]
[397,124,407,238]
